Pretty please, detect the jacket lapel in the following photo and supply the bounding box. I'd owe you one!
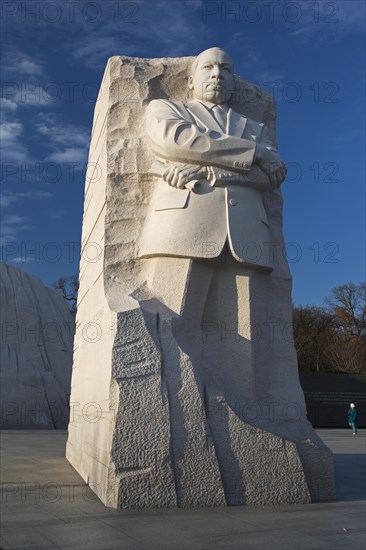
[185,100,223,134]
[227,108,247,137]
[185,100,248,138]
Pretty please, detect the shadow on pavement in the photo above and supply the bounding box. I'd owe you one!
[333,453,366,501]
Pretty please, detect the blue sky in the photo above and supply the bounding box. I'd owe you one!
[1,0,365,305]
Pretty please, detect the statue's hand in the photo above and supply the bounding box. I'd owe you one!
[254,145,287,189]
[266,160,287,189]
[163,164,206,189]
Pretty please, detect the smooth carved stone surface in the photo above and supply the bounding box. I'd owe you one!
[66,52,336,508]
[103,54,281,311]
[0,262,74,428]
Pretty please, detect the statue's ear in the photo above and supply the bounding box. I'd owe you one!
[188,75,194,90]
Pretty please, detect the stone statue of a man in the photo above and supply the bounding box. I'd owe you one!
[137,47,290,426]
[67,47,336,508]
[139,47,287,271]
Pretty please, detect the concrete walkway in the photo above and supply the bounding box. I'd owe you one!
[0,429,365,550]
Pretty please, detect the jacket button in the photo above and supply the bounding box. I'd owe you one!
[229,198,238,206]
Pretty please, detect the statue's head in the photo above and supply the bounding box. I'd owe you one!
[189,47,234,105]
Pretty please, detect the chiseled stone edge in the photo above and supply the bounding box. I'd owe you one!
[296,439,337,503]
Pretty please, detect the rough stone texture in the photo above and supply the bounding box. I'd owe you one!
[0,262,73,428]
[207,393,311,505]
[111,309,177,508]
[66,55,336,508]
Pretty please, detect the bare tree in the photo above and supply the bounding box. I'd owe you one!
[293,306,334,372]
[293,282,366,374]
[52,273,79,313]
[325,282,366,337]
[326,332,366,374]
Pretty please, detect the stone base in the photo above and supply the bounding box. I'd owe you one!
[109,308,336,508]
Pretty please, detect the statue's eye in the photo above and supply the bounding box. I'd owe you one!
[203,65,212,69]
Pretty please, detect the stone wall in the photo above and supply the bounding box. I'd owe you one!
[66,61,117,505]
[300,372,366,427]
[1,262,73,428]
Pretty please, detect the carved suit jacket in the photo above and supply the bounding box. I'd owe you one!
[138,98,283,270]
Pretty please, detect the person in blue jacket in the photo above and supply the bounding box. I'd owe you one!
[348,403,358,435]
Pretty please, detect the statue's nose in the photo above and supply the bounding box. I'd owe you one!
[210,65,222,78]
[211,70,223,80]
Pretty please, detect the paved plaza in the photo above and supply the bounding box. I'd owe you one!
[0,429,365,550]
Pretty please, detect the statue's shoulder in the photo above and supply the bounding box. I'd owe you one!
[147,99,187,116]
[242,114,265,138]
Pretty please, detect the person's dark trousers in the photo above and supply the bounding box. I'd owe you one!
[349,421,357,435]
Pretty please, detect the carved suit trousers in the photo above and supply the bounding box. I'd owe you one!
[144,242,272,408]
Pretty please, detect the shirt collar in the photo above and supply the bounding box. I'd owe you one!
[196,100,229,113]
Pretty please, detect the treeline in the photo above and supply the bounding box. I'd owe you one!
[293,282,366,374]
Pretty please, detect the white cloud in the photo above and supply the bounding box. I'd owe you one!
[254,71,285,84]
[0,147,28,162]
[2,215,29,225]
[1,49,54,109]
[0,121,23,141]
[1,86,57,109]
[289,0,365,39]
[16,58,44,76]
[0,121,28,162]
[48,147,88,164]
[0,215,31,244]
[1,43,89,163]
[235,48,286,90]
[72,36,127,69]
[0,191,52,208]
[70,1,210,69]
[0,98,18,112]
[0,50,53,162]
[0,193,54,247]
[46,208,64,220]
[35,114,89,148]
[0,109,89,167]
[12,85,59,108]
[2,50,45,77]
[34,113,89,165]
[0,195,17,208]
[0,51,54,166]
[9,256,34,264]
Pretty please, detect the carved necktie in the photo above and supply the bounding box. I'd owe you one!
[212,104,228,133]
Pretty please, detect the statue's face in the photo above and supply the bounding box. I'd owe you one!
[190,48,234,105]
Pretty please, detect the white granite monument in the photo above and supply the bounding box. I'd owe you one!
[0,262,74,428]
[66,48,336,507]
